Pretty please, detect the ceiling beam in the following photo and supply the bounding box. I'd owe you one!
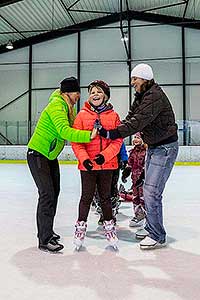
[59,0,76,25]
[0,0,23,8]
[183,0,190,19]
[0,13,26,38]
[1,9,200,54]
[141,1,186,13]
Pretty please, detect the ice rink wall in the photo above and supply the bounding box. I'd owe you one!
[0,145,200,163]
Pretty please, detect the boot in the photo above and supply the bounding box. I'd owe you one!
[39,237,64,253]
[103,219,118,250]
[74,220,87,251]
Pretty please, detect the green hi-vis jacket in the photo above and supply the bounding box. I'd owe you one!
[28,89,91,160]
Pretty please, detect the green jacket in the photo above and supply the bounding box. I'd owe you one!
[28,89,91,160]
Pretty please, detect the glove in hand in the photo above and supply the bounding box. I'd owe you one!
[119,160,128,170]
[121,166,131,183]
[94,154,105,165]
[83,159,93,171]
[135,177,144,187]
[98,127,108,138]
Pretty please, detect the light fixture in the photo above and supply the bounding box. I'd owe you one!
[121,34,128,42]
[6,40,14,50]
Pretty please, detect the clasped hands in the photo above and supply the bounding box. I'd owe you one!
[90,119,108,140]
[83,154,105,171]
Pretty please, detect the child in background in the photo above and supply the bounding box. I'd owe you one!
[120,133,147,227]
[71,80,122,250]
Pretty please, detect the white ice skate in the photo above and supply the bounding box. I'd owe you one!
[74,220,87,251]
[103,219,118,250]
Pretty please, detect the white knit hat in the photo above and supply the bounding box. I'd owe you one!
[131,63,154,80]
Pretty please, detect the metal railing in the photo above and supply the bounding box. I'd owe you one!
[0,120,200,146]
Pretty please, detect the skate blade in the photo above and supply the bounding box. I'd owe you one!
[74,241,84,251]
[140,242,167,250]
[112,244,118,250]
[75,245,82,251]
[105,244,118,251]
[109,239,118,251]
[136,234,148,240]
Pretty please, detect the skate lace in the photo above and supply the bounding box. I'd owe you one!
[104,225,117,240]
[75,224,86,240]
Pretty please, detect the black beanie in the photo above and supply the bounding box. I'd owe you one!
[60,77,80,93]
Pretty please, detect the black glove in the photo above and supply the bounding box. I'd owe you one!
[122,176,127,183]
[135,177,144,188]
[98,126,122,140]
[83,159,93,171]
[98,127,107,138]
[109,129,122,140]
[135,170,145,187]
[94,154,105,165]
[119,160,128,170]
[121,166,131,183]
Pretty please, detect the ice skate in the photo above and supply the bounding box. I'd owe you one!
[129,216,144,227]
[74,220,87,251]
[129,204,146,227]
[103,219,118,250]
[119,191,133,202]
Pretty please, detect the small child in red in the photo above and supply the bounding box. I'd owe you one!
[120,133,147,227]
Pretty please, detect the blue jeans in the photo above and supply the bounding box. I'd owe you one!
[143,141,179,242]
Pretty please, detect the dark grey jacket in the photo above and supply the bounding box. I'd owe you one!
[117,83,178,146]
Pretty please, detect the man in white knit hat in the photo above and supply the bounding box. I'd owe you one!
[98,63,179,250]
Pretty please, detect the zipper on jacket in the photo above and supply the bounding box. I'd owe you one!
[97,113,103,170]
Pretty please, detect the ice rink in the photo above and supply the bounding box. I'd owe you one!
[0,163,200,300]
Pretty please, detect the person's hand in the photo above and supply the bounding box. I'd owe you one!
[135,171,145,187]
[90,128,98,140]
[135,177,144,187]
[119,160,128,170]
[121,176,127,183]
[121,167,131,183]
[99,128,122,140]
[98,127,108,138]
[94,119,102,130]
[94,154,105,165]
[83,159,93,171]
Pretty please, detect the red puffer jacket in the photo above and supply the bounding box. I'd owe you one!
[71,102,123,171]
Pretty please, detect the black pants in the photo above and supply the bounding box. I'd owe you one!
[79,170,113,222]
[27,149,60,244]
[111,167,120,198]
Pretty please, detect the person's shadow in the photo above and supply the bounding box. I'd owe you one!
[11,244,200,300]
[86,225,136,243]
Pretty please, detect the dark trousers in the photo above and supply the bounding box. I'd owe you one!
[79,170,113,222]
[110,167,120,198]
[27,149,60,244]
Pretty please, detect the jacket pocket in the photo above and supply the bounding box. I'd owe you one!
[48,138,57,155]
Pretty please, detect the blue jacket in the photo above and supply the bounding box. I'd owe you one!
[119,142,128,162]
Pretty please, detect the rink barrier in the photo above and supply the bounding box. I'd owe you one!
[0,159,78,164]
[0,145,200,163]
[1,160,200,166]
